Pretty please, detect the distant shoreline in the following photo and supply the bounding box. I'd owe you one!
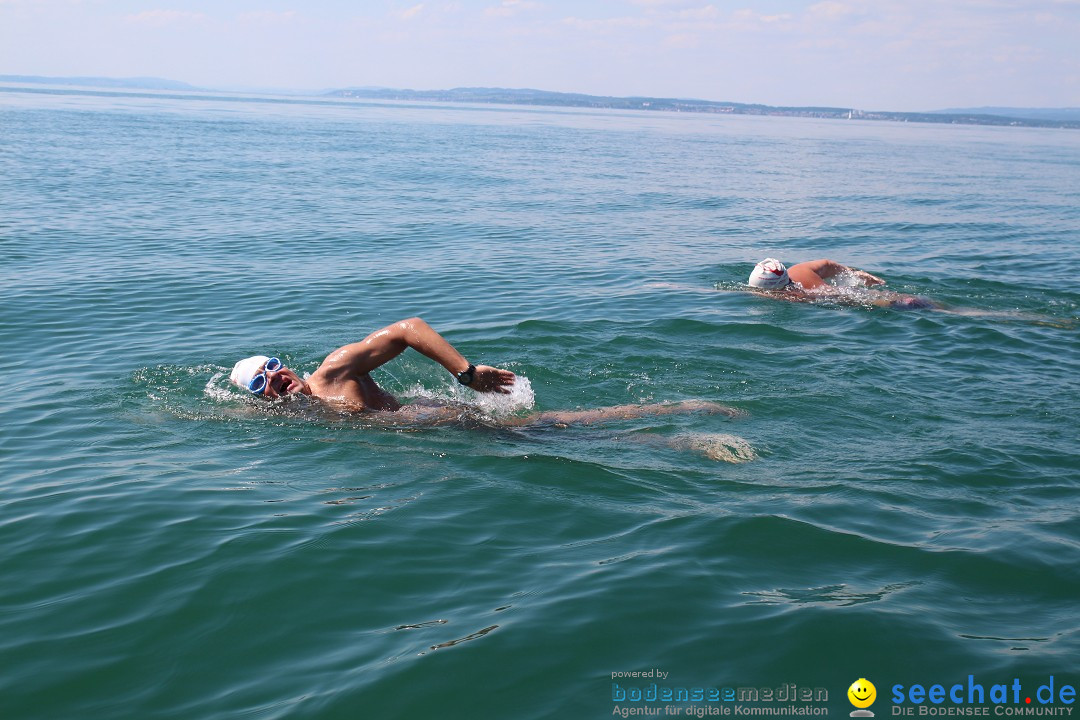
[3,74,1078,130]
[324,88,1080,129]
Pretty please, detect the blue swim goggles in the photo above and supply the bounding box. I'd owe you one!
[248,357,283,395]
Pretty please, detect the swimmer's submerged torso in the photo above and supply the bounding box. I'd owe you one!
[760,283,938,310]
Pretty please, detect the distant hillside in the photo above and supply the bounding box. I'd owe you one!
[326,86,1080,129]
[0,75,198,91]
[326,86,849,115]
[933,107,1080,123]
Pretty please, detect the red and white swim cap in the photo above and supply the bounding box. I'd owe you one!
[748,258,790,289]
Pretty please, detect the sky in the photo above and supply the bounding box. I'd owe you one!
[1,0,1078,111]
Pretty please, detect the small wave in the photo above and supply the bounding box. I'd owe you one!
[743,582,917,607]
[426,624,499,651]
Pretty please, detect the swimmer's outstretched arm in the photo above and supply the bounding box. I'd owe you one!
[502,400,743,426]
[789,259,885,289]
[319,317,516,393]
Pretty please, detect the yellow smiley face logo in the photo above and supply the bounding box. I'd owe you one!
[848,678,876,708]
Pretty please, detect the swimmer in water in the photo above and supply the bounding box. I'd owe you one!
[650,261,1066,325]
[229,317,740,426]
[748,258,938,309]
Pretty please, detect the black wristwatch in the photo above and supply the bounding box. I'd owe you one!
[456,364,476,386]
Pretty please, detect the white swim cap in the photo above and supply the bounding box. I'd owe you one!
[230,355,269,391]
[748,258,790,289]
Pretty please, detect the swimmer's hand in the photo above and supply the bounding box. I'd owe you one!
[469,365,517,394]
[852,269,886,287]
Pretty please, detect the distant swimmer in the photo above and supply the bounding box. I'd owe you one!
[229,317,740,427]
[748,258,938,309]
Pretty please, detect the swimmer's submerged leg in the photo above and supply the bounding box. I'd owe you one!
[615,432,757,463]
[667,433,758,463]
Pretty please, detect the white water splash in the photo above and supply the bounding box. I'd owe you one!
[830,270,866,288]
[204,371,241,402]
[404,376,536,419]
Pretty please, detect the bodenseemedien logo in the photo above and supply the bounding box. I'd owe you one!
[849,678,877,717]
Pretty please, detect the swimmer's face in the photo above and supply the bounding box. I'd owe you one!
[260,364,311,399]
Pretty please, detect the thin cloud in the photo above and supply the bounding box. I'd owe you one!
[124,9,207,27]
[626,0,695,6]
[236,11,297,25]
[562,15,654,31]
[730,8,794,25]
[664,32,700,47]
[808,1,857,17]
[675,5,719,20]
[485,0,542,18]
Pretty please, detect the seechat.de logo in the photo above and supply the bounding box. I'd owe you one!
[849,678,878,717]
